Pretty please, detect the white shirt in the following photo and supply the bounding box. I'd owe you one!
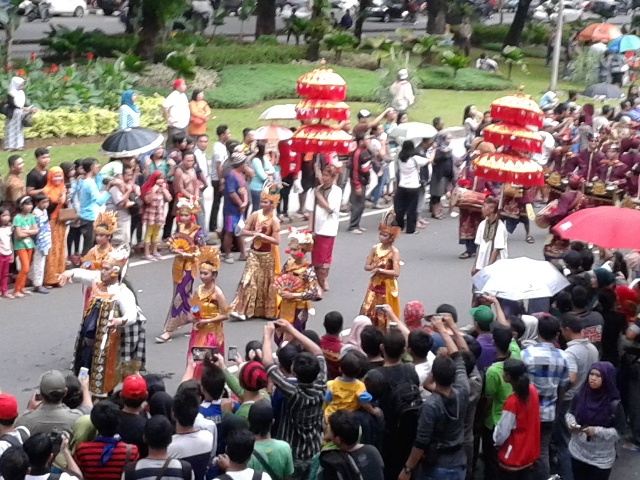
[397,155,428,189]
[532,131,556,166]
[0,427,29,458]
[162,90,190,129]
[390,80,415,111]
[215,469,272,480]
[26,473,76,480]
[194,147,209,183]
[211,141,228,182]
[305,185,342,237]
[474,218,508,270]
[415,352,436,400]
[167,429,214,459]
[591,115,610,132]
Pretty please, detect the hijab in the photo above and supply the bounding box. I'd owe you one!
[8,77,25,108]
[573,361,620,428]
[120,89,139,113]
[343,315,372,351]
[141,170,162,200]
[42,166,66,204]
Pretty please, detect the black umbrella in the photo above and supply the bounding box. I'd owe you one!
[583,83,623,99]
[100,127,164,158]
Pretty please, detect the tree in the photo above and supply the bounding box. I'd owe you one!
[426,0,447,34]
[498,45,528,80]
[359,35,400,68]
[440,50,469,77]
[503,0,534,47]
[238,0,257,39]
[0,0,22,68]
[353,0,371,43]
[133,0,188,60]
[322,31,358,62]
[305,0,330,61]
[255,0,276,37]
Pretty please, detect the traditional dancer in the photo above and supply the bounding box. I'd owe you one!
[229,186,281,321]
[156,196,206,343]
[276,228,322,332]
[82,212,116,270]
[360,212,401,331]
[58,244,146,396]
[184,246,228,381]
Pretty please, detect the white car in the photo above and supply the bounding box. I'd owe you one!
[19,0,87,16]
[533,1,583,23]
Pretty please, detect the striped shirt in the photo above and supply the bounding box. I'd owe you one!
[522,342,570,422]
[75,441,139,480]
[266,354,327,462]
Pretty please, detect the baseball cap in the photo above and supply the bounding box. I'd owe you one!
[0,394,18,421]
[122,374,148,400]
[173,78,185,89]
[357,109,371,119]
[469,305,494,329]
[40,370,66,396]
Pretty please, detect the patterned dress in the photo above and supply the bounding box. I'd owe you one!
[188,284,224,379]
[278,258,321,332]
[360,243,400,331]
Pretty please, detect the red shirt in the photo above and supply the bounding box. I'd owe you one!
[75,440,140,480]
[278,140,300,178]
[320,334,343,380]
[498,385,540,470]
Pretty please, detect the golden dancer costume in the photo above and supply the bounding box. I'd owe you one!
[360,212,401,331]
[229,187,281,321]
[82,212,117,270]
[63,244,146,396]
[276,228,322,332]
[187,246,229,379]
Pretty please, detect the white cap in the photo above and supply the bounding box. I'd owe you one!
[358,109,371,118]
[543,118,559,128]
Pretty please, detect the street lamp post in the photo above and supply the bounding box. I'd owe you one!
[549,0,564,91]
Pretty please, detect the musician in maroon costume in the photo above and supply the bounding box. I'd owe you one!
[501,186,535,244]
[457,163,495,259]
[548,137,574,176]
[575,134,605,180]
[543,174,587,261]
[593,142,628,187]
[622,149,640,197]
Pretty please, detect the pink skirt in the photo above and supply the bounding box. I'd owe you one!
[311,234,335,269]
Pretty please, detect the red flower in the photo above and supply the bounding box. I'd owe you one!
[29,51,36,61]
[63,75,69,82]
[6,66,13,72]
[50,64,58,73]
[43,68,50,74]
[86,52,94,60]
[16,69,25,77]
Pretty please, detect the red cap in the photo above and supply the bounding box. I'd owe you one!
[173,78,185,90]
[122,374,147,400]
[0,394,18,421]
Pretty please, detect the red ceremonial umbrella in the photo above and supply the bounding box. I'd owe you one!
[490,94,544,128]
[552,206,640,249]
[291,125,352,155]
[295,99,350,123]
[254,125,293,141]
[482,123,543,154]
[296,66,347,101]
[473,152,545,186]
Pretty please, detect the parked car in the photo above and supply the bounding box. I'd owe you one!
[18,0,85,16]
[533,1,583,23]
[97,0,124,15]
[331,0,358,10]
[365,0,407,22]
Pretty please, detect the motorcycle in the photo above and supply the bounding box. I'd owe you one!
[20,0,51,22]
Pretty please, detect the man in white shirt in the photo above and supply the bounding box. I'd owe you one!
[214,430,271,480]
[193,135,210,233]
[389,69,415,111]
[162,78,190,149]
[305,164,342,291]
[472,196,508,275]
[210,125,230,233]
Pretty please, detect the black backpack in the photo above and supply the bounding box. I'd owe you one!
[387,366,423,429]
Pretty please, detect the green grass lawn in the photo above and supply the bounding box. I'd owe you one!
[0,49,592,175]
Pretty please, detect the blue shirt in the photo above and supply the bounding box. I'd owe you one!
[223,171,245,216]
[78,176,110,221]
[199,400,239,425]
[249,157,275,192]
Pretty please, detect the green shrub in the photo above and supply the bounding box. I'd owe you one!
[194,44,306,69]
[470,24,511,46]
[205,64,379,108]
[470,23,572,48]
[41,28,137,61]
[255,35,278,45]
[416,67,513,90]
[481,42,546,58]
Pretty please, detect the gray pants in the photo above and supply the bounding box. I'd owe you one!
[534,421,554,480]
[348,187,365,231]
[554,400,573,480]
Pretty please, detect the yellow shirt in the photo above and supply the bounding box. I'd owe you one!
[324,377,369,421]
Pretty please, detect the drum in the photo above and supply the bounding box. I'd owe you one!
[535,200,559,229]
[451,188,486,210]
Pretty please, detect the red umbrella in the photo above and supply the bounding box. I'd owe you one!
[490,94,544,128]
[482,123,543,154]
[296,67,347,101]
[254,125,293,141]
[295,99,350,122]
[473,152,545,186]
[291,125,352,155]
[552,206,640,249]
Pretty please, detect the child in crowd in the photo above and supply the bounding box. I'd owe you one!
[12,196,37,298]
[0,206,13,299]
[141,171,172,261]
[199,357,239,424]
[29,193,51,295]
[323,350,380,422]
[319,311,344,380]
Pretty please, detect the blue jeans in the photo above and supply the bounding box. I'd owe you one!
[418,466,466,480]
[553,400,573,480]
[371,164,389,205]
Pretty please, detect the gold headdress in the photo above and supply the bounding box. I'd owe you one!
[288,227,314,252]
[197,246,220,273]
[378,210,401,240]
[176,195,201,215]
[105,243,131,273]
[260,183,281,206]
[94,211,118,236]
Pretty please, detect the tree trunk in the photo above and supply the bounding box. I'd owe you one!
[503,0,532,47]
[4,24,13,68]
[353,0,370,43]
[135,3,162,60]
[426,0,446,34]
[305,0,325,61]
[255,0,276,38]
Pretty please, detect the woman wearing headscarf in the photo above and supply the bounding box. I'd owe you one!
[43,167,68,287]
[430,132,455,220]
[394,140,428,235]
[4,77,33,151]
[565,361,624,480]
[188,89,211,137]
[340,315,372,354]
[118,90,140,129]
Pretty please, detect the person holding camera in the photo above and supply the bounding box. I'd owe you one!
[23,433,82,480]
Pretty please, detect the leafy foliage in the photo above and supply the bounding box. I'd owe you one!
[281,17,311,45]
[481,42,546,58]
[374,48,418,106]
[358,35,400,68]
[322,31,358,62]
[41,26,93,62]
[415,66,513,90]
[497,45,528,79]
[115,53,148,74]
[0,0,22,68]
[568,49,600,86]
[165,44,197,80]
[439,50,470,77]
[194,44,305,69]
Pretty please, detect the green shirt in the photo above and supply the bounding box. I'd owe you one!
[509,339,522,360]
[12,213,35,250]
[247,438,295,480]
[484,360,513,429]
